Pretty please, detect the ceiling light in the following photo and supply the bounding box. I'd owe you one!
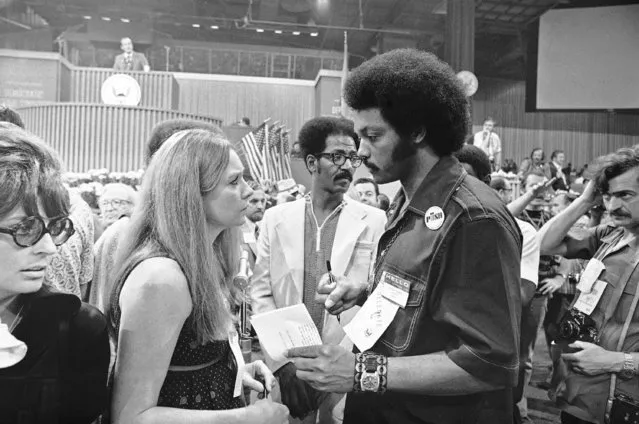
[275,30,283,34]
[256,28,264,32]
[310,32,319,36]
[83,15,91,20]
[292,31,301,35]
[120,18,130,23]
[101,17,111,21]
[192,23,200,28]
[211,25,219,29]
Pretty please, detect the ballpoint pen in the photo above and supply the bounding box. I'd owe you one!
[326,260,341,324]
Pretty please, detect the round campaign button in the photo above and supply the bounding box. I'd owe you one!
[424,206,445,230]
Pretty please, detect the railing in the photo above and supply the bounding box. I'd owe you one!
[65,65,178,110]
[18,103,222,172]
[68,45,344,80]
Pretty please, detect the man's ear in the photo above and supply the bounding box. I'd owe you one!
[412,128,427,145]
[484,175,492,185]
[305,154,317,173]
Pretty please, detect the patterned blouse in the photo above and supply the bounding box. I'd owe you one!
[44,192,94,298]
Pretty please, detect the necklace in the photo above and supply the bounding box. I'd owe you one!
[522,209,547,231]
[8,303,25,333]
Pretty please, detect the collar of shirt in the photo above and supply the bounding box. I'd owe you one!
[553,161,564,175]
[385,155,465,231]
[243,218,256,232]
[406,155,465,215]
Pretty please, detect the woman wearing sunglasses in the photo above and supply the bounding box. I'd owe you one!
[0,126,110,423]
[108,129,289,424]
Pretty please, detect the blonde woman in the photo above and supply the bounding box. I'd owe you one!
[108,129,288,424]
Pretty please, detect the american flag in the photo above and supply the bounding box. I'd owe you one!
[240,124,266,181]
[281,131,292,180]
[267,125,282,181]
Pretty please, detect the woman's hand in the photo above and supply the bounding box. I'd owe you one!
[245,399,289,424]
[243,360,276,395]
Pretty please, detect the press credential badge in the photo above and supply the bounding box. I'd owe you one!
[576,259,605,293]
[228,330,245,398]
[574,280,607,315]
[344,282,400,352]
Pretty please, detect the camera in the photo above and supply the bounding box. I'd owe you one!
[556,309,598,344]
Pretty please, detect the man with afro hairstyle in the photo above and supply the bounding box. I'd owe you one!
[287,49,523,424]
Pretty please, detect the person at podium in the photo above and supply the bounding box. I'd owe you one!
[113,37,150,72]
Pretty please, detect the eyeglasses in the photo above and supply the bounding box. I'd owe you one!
[315,152,363,168]
[99,199,132,209]
[0,216,75,248]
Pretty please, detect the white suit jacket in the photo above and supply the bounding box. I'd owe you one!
[251,196,386,369]
[240,219,259,269]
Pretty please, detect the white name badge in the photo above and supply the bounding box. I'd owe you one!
[380,271,411,308]
[574,280,607,315]
[577,259,606,293]
[344,282,399,352]
[243,232,256,244]
[228,330,245,398]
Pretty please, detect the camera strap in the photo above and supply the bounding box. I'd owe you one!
[604,248,639,423]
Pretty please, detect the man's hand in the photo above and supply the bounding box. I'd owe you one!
[287,345,355,393]
[274,362,318,419]
[243,360,276,396]
[538,275,564,296]
[580,180,602,208]
[316,273,367,315]
[530,177,556,198]
[561,341,623,376]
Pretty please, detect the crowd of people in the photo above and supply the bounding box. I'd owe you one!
[471,117,589,190]
[0,48,638,424]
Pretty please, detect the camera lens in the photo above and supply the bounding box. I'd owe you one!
[559,320,579,340]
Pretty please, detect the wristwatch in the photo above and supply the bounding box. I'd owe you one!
[360,354,381,392]
[619,353,636,380]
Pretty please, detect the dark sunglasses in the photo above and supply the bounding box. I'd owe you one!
[0,216,75,248]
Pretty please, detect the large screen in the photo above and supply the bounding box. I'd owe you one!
[532,4,639,111]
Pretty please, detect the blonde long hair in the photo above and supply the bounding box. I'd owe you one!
[108,129,242,343]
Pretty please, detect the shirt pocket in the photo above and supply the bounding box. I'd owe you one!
[377,264,427,352]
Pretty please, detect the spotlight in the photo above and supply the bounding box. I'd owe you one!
[310,32,319,37]
[83,16,91,20]
[101,17,111,21]
[292,31,301,35]
[192,23,200,28]
[121,18,130,23]
[211,25,219,29]
[256,28,264,32]
[275,30,283,34]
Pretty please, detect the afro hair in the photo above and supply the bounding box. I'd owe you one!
[344,49,469,157]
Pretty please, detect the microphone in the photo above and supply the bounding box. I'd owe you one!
[234,250,250,291]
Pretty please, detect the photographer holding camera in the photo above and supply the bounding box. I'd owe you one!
[539,145,639,424]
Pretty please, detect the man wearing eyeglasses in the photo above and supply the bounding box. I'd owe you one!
[98,183,137,229]
[251,116,387,424]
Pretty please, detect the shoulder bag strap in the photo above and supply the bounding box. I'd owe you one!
[605,248,639,423]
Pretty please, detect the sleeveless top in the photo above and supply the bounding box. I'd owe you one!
[110,254,242,411]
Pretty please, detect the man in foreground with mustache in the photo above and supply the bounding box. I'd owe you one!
[251,116,387,423]
[287,49,522,424]
[539,144,639,424]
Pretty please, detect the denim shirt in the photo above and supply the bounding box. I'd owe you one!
[344,156,523,424]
